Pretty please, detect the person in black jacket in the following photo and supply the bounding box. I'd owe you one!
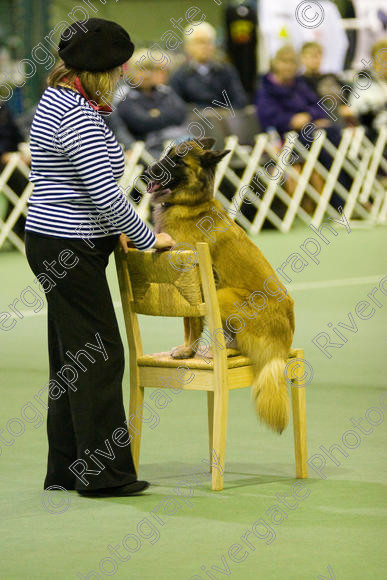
[169,22,247,110]
[300,42,356,126]
[113,49,188,158]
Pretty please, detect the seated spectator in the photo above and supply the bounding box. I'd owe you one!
[300,42,355,125]
[348,38,387,142]
[112,49,188,158]
[256,45,337,135]
[169,22,247,111]
[0,103,30,241]
[256,45,350,210]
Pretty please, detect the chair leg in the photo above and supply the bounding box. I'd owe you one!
[211,389,229,491]
[207,391,214,471]
[291,350,308,478]
[128,380,144,474]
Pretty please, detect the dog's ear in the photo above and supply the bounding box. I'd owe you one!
[200,149,231,167]
[197,137,216,150]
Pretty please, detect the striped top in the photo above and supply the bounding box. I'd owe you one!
[26,86,156,250]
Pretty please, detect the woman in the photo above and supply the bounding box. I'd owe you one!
[25,18,175,498]
[169,22,247,110]
[256,45,333,135]
[256,45,348,210]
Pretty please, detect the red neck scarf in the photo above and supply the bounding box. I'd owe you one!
[63,76,112,114]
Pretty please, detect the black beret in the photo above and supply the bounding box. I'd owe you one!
[58,18,135,72]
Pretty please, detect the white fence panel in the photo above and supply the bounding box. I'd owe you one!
[0,128,385,255]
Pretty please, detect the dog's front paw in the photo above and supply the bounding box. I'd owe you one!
[171,345,195,359]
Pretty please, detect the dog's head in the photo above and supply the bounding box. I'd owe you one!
[144,138,231,208]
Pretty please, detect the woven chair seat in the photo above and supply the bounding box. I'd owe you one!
[137,349,253,370]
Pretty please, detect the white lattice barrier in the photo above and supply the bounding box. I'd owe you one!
[117,127,387,234]
[1,128,386,255]
[118,141,157,222]
[212,127,387,234]
[353,127,387,225]
[0,152,32,254]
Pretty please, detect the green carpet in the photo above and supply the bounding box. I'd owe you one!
[0,223,386,580]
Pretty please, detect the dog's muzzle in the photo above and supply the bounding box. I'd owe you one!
[146,180,171,198]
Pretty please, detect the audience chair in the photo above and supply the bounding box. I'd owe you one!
[224,105,261,147]
[115,242,308,491]
[186,110,229,150]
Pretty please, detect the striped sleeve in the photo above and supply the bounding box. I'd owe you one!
[57,105,156,251]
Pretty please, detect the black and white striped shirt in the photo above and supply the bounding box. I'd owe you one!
[26,86,156,250]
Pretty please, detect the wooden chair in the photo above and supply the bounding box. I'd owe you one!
[115,242,308,491]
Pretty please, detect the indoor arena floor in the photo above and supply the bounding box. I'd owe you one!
[0,222,386,580]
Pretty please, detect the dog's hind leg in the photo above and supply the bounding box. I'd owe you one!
[171,316,204,359]
[235,308,293,434]
[217,289,293,435]
[235,325,291,434]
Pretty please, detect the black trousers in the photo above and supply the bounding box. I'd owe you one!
[25,232,137,491]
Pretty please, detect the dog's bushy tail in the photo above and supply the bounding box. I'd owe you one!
[252,358,290,434]
[231,312,292,434]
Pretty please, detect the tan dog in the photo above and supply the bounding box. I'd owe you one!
[145,138,295,433]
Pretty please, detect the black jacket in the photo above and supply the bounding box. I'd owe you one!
[116,84,187,141]
[169,60,247,110]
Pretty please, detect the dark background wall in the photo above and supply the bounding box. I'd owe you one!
[0,0,224,111]
[51,0,223,44]
[0,0,352,111]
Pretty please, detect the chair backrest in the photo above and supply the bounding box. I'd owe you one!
[115,241,228,373]
[186,110,229,150]
[118,246,207,317]
[224,106,261,147]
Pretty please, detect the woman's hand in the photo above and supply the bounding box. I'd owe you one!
[153,232,176,250]
[119,232,176,253]
[314,118,332,128]
[119,233,135,253]
[1,152,13,165]
[290,112,311,131]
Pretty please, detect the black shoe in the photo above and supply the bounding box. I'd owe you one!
[77,480,150,497]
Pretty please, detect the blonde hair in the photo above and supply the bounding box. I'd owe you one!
[301,41,323,54]
[271,45,298,69]
[131,48,162,71]
[47,60,121,104]
[184,22,216,43]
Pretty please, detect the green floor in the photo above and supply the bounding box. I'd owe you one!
[0,223,386,580]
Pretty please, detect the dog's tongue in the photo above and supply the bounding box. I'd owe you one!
[147,182,160,193]
[147,182,172,200]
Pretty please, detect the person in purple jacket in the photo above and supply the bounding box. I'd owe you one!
[256,45,335,137]
[256,45,350,208]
